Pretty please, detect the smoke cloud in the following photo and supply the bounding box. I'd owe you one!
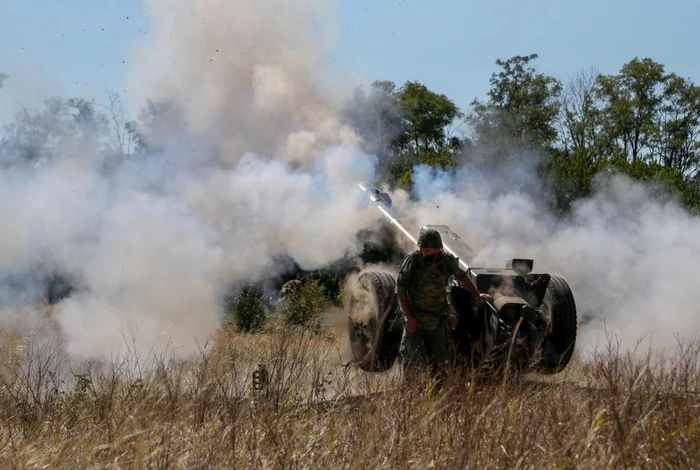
[126,0,353,167]
[3,0,699,365]
[0,0,377,360]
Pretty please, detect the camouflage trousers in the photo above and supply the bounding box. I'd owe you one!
[400,316,451,386]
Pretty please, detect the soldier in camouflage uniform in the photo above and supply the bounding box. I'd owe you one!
[396,228,492,385]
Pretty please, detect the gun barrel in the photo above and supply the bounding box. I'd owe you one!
[358,183,417,246]
[359,183,477,272]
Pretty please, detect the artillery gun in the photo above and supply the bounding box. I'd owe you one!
[347,184,577,375]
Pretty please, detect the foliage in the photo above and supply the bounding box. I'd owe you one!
[5,55,699,214]
[396,81,463,155]
[342,54,700,214]
[225,285,269,333]
[278,279,330,333]
[541,147,606,214]
[459,55,700,214]
[343,79,464,189]
[469,54,563,153]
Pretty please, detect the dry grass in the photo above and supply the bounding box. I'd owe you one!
[0,322,699,469]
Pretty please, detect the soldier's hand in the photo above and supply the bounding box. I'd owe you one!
[479,293,494,302]
[405,315,417,333]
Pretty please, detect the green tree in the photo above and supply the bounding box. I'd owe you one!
[652,74,700,175]
[595,58,667,163]
[391,81,463,187]
[226,285,268,333]
[542,69,608,213]
[541,147,608,213]
[396,81,463,155]
[278,279,330,333]
[343,80,463,189]
[587,58,700,210]
[469,54,562,152]
[546,59,700,213]
[558,68,604,154]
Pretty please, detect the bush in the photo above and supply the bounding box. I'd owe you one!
[226,285,268,333]
[278,279,330,333]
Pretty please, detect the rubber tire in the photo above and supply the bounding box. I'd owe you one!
[346,271,402,372]
[540,275,577,373]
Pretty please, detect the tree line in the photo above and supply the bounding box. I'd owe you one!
[343,54,700,214]
[2,53,699,217]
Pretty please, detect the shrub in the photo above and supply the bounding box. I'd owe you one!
[278,279,330,333]
[225,285,268,333]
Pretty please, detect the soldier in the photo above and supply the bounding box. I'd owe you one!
[396,227,493,386]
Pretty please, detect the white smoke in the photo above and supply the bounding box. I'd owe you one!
[394,163,700,357]
[125,0,353,166]
[3,0,698,365]
[0,0,378,360]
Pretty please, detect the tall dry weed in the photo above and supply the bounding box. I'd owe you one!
[0,325,698,468]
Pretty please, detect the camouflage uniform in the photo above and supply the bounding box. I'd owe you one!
[396,229,468,382]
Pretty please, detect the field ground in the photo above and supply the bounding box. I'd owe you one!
[0,317,699,469]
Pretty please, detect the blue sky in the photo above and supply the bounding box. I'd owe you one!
[1,0,700,118]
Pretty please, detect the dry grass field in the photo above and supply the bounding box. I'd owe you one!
[0,317,699,469]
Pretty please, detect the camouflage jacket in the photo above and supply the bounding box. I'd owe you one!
[395,250,467,330]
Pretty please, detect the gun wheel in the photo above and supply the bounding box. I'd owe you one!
[539,275,578,373]
[346,270,401,372]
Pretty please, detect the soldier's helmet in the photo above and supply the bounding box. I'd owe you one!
[418,228,443,249]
